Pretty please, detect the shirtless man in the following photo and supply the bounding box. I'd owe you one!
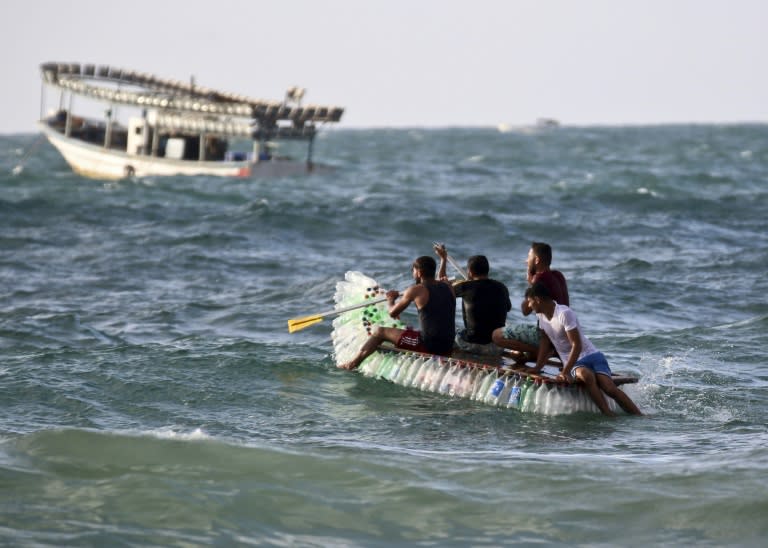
[339,255,456,370]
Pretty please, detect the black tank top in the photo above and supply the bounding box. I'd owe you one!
[418,283,456,355]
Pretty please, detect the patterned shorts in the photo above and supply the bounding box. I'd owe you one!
[500,323,540,346]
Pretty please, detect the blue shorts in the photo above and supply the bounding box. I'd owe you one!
[571,352,612,378]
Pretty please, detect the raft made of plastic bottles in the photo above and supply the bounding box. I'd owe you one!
[331,271,638,416]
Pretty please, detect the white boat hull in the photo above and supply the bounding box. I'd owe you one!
[40,123,321,180]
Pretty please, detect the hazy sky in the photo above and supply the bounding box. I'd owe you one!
[2,0,766,134]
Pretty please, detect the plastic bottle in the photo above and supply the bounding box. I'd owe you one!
[486,374,510,406]
[505,375,522,409]
[359,352,384,376]
[375,354,393,379]
[419,358,438,391]
[541,382,555,415]
[517,377,534,411]
[427,360,449,392]
[411,358,431,388]
[457,367,476,398]
[532,379,548,413]
[393,355,413,385]
[384,354,404,381]
[403,357,423,386]
[449,366,467,397]
[473,369,497,401]
[498,374,516,407]
[440,363,459,394]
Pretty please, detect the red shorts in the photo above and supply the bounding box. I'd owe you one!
[396,328,429,353]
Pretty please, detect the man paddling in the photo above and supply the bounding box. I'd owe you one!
[525,282,642,416]
[339,255,456,370]
[435,244,511,355]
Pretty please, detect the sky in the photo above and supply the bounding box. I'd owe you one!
[1,0,766,134]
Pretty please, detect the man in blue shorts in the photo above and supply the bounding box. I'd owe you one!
[525,282,642,416]
[339,255,456,370]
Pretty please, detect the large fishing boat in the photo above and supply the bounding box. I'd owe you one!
[37,62,344,180]
[328,271,639,415]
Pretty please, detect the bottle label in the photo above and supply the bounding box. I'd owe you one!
[490,378,505,397]
[508,386,521,407]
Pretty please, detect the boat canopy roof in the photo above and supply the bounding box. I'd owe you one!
[41,62,344,128]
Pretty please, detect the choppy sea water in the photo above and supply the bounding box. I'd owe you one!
[1,125,767,546]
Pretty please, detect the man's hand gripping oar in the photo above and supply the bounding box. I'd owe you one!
[433,242,468,281]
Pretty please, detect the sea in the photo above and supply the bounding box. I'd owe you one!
[1,125,766,547]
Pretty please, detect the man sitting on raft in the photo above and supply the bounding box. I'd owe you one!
[339,255,456,370]
[435,244,511,356]
[525,282,642,416]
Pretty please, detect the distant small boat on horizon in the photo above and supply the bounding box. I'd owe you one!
[497,118,561,134]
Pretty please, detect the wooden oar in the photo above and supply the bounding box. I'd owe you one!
[447,255,468,280]
[288,295,389,333]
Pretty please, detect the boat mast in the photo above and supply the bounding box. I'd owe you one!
[306,132,314,171]
[39,79,46,121]
[104,107,113,149]
[64,93,73,137]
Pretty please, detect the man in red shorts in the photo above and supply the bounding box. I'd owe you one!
[339,255,456,370]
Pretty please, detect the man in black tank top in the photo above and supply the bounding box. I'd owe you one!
[339,255,456,370]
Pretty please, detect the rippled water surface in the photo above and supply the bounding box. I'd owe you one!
[1,126,767,546]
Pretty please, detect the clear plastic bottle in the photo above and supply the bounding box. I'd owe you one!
[473,369,497,401]
[419,358,439,391]
[393,355,413,385]
[451,366,469,397]
[505,375,523,409]
[485,374,509,406]
[517,377,534,411]
[440,363,460,394]
[359,352,384,377]
[411,358,431,388]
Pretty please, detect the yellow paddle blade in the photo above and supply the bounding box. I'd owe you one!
[288,294,389,334]
[287,315,324,333]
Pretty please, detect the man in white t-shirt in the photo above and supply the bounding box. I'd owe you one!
[525,283,642,416]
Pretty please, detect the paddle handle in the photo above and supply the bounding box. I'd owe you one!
[446,255,468,280]
[327,294,389,317]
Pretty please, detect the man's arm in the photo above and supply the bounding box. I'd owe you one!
[530,330,551,372]
[434,244,449,282]
[521,270,540,316]
[387,285,421,319]
[557,327,582,382]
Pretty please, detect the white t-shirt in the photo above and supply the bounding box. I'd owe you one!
[536,303,597,362]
